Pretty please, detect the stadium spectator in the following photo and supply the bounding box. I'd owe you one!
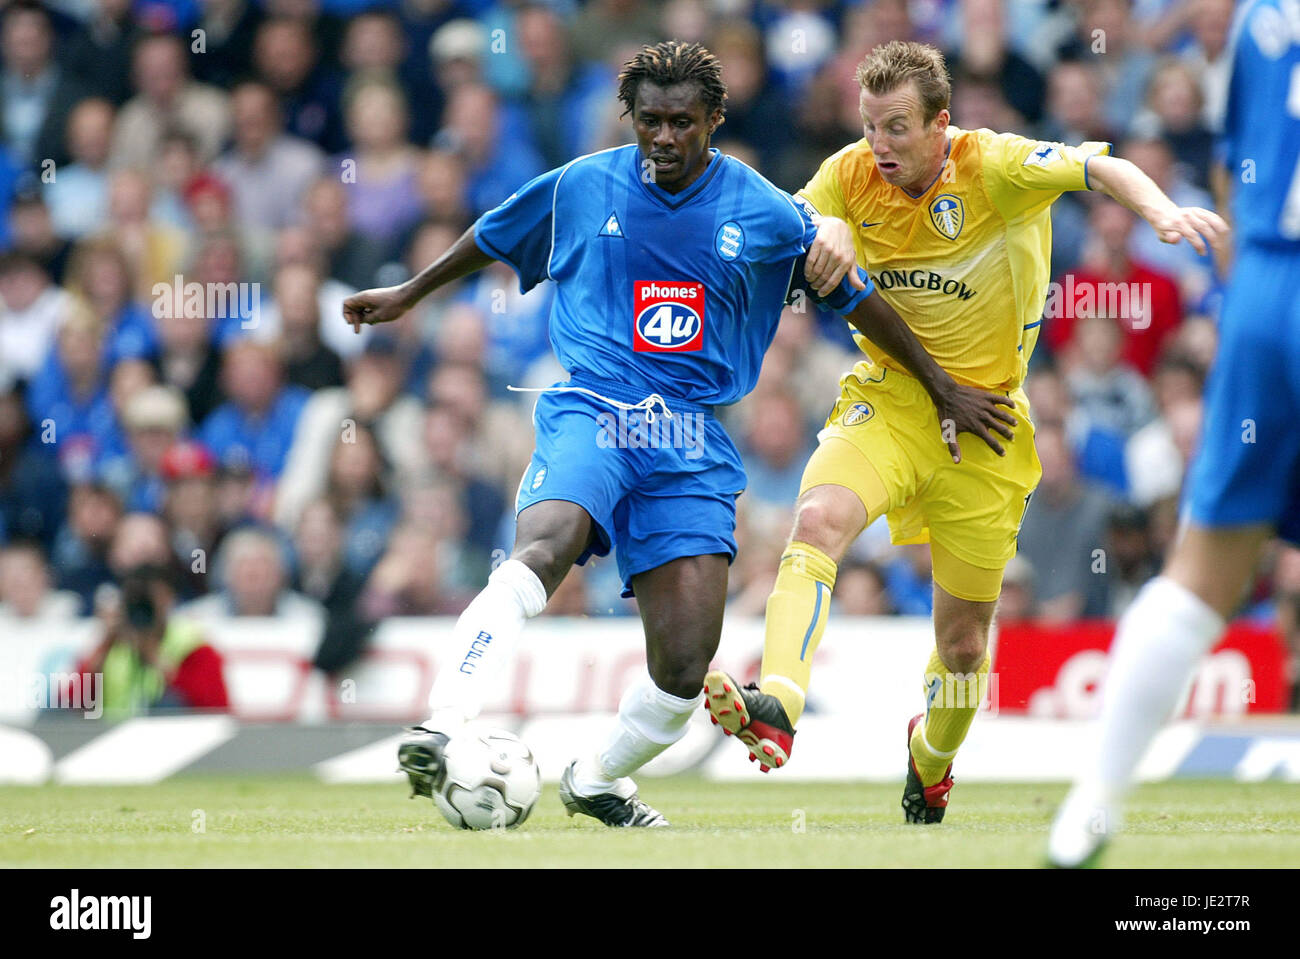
[197,339,310,493]
[150,127,204,232]
[291,496,376,674]
[0,252,69,388]
[214,82,326,234]
[1094,502,1160,618]
[0,0,90,168]
[434,82,545,217]
[1025,365,1128,497]
[7,188,71,286]
[96,168,188,299]
[0,542,80,620]
[424,361,532,500]
[108,511,180,582]
[25,302,121,484]
[189,0,266,90]
[1055,0,1156,136]
[573,0,664,67]
[63,0,141,106]
[109,32,231,168]
[1124,351,1205,509]
[341,9,440,144]
[995,555,1036,623]
[338,75,424,246]
[65,238,158,366]
[323,422,399,578]
[79,563,229,718]
[300,175,391,299]
[159,438,226,596]
[1051,199,1183,379]
[1183,0,1235,130]
[265,263,346,391]
[0,387,66,548]
[1119,136,1217,307]
[1133,59,1214,190]
[50,482,121,612]
[179,525,323,620]
[360,523,468,617]
[420,399,504,576]
[948,0,1045,125]
[1017,420,1116,621]
[835,557,895,616]
[1040,60,1114,146]
[100,384,189,514]
[734,388,815,517]
[273,335,425,529]
[1061,313,1159,440]
[44,98,116,241]
[252,16,346,153]
[513,5,611,169]
[153,289,224,426]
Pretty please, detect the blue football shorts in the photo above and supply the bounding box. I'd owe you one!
[1184,244,1300,545]
[514,372,747,596]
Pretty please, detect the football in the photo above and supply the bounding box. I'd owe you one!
[433,727,542,830]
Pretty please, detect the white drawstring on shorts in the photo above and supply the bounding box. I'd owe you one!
[507,384,676,423]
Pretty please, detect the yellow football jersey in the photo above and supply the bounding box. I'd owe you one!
[799,126,1112,391]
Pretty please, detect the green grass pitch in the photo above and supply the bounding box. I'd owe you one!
[2,777,1297,868]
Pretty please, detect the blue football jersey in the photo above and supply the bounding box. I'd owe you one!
[474,145,872,407]
[1218,0,1300,247]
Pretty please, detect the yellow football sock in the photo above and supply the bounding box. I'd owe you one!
[758,542,837,726]
[909,648,990,787]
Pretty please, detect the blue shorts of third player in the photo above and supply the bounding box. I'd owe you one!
[515,373,747,596]
[1184,244,1300,546]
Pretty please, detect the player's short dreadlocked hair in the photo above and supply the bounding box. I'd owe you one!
[617,41,728,119]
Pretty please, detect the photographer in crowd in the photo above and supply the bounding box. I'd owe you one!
[78,563,229,719]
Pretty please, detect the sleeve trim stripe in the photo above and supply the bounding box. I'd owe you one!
[474,228,511,265]
[1083,143,1113,190]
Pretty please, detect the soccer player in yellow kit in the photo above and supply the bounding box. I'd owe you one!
[704,40,1226,822]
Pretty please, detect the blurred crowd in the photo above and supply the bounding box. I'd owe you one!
[0,0,1295,699]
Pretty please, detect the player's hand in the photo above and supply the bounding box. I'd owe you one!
[806,215,866,296]
[342,284,413,333]
[935,382,1017,463]
[1148,206,1230,257]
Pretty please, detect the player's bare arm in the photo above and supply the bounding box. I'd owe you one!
[1087,154,1230,256]
[845,291,1016,462]
[342,225,496,333]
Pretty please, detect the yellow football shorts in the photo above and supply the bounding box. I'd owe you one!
[800,361,1042,603]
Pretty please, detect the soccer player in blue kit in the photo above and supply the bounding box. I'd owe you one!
[344,41,1015,826]
[1048,1,1296,867]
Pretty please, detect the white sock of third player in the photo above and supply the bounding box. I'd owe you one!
[424,559,548,732]
[572,675,704,798]
[1051,575,1224,863]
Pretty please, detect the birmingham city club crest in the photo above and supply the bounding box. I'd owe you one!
[842,402,874,426]
[929,194,964,240]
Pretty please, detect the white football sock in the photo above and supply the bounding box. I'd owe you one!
[1050,575,1224,864]
[572,675,704,798]
[424,559,548,731]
